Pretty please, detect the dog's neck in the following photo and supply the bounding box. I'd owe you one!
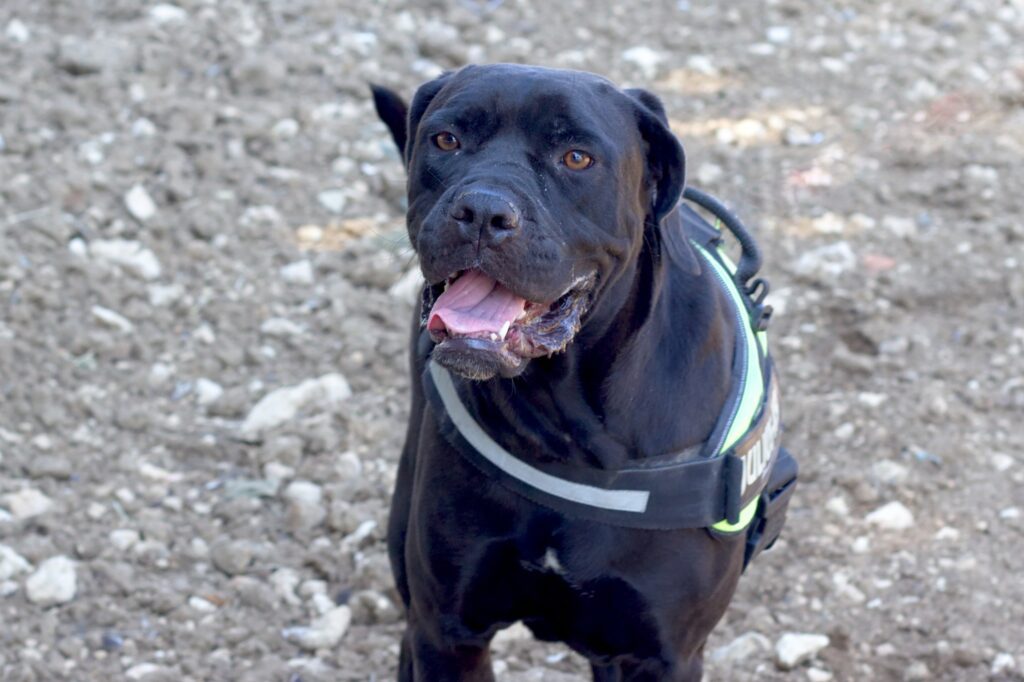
[455,210,737,469]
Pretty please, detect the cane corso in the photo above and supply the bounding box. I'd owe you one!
[373,64,764,681]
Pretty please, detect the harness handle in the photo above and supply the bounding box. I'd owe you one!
[682,186,762,290]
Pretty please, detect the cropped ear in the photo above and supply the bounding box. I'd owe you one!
[624,88,686,224]
[370,84,409,159]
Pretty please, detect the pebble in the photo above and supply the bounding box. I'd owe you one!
[992,453,1015,472]
[871,460,909,484]
[865,501,915,531]
[89,239,162,280]
[388,267,425,302]
[109,529,141,552]
[317,189,348,214]
[148,4,188,25]
[992,653,1016,674]
[269,568,302,605]
[905,661,930,679]
[492,621,533,651]
[92,306,134,333]
[282,605,352,650]
[194,378,224,406]
[349,589,400,625]
[210,539,254,576]
[188,595,218,612]
[239,373,352,439]
[6,18,30,43]
[24,454,73,480]
[56,36,127,75]
[1,488,54,519]
[775,632,830,670]
[621,45,664,79]
[280,260,315,285]
[125,663,175,681]
[792,242,857,279]
[709,631,771,664]
[260,317,305,338]
[25,555,77,606]
[336,451,363,480]
[807,668,833,682]
[0,544,32,580]
[124,184,158,222]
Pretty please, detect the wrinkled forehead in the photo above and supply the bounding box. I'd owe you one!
[425,66,636,148]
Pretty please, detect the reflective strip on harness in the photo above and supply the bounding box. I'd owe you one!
[430,361,652,514]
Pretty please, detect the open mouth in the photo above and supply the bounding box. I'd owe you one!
[422,268,594,378]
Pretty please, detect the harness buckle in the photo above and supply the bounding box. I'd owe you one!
[743,446,798,570]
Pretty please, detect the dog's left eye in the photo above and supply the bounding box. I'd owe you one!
[434,132,460,151]
[562,150,594,171]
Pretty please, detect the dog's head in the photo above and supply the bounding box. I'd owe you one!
[373,64,686,380]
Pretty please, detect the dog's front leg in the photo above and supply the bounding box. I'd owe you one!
[398,617,496,682]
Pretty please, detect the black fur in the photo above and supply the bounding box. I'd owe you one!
[374,64,745,681]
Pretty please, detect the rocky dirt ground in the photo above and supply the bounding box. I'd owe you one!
[1,1,1023,680]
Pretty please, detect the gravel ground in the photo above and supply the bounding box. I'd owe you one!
[2,1,1023,680]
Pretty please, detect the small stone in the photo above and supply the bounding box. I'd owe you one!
[336,451,363,480]
[492,621,533,651]
[1000,507,1020,520]
[269,568,301,605]
[271,118,300,138]
[992,453,1015,472]
[317,189,347,214]
[807,668,833,682]
[793,242,856,279]
[92,305,134,333]
[259,317,305,338]
[621,46,664,79]
[825,496,849,517]
[124,184,158,222]
[6,19,30,43]
[709,631,772,664]
[24,454,73,480]
[283,480,322,506]
[905,661,930,679]
[865,501,915,531]
[349,589,400,625]
[89,239,162,280]
[210,539,254,576]
[0,544,32,580]
[871,460,909,484]
[149,4,187,25]
[126,663,175,681]
[132,117,158,137]
[881,216,917,238]
[56,36,127,75]
[239,374,351,439]
[833,423,854,440]
[282,605,352,650]
[194,378,224,406]
[1,488,54,519]
[775,633,830,670]
[188,595,218,612]
[388,268,425,302]
[992,653,1016,675]
[280,260,314,285]
[109,529,141,552]
[25,555,77,606]
[934,526,960,541]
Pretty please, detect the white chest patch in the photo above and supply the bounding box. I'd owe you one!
[542,547,564,574]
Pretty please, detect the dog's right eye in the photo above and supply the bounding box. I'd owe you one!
[434,132,460,151]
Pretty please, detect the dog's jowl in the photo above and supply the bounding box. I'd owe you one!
[372,64,798,681]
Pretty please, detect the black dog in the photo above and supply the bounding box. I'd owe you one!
[372,64,794,681]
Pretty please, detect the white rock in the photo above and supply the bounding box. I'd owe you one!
[132,117,158,137]
[124,184,158,222]
[280,260,314,285]
[340,519,377,551]
[6,19,30,43]
[91,306,134,333]
[317,189,347,214]
[709,631,771,664]
[882,216,917,238]
[189,595,218,612]
[148,283,184,307]
[272,118,300,138]
[621,46,664,79]
[934,526,960,541]
[126,663,173,680]
[194,378,224,406]
[283,480,322,506]
[388,267,425,302]
[992,453,1015,472]
[807,668,834,682]
[775,632,830,670]
[25,556,77,606]
[992,653,1016,674]
[109,529,141,552]
[336,451,363,480]
[871,460,909,484]
[0,544,32,580]
[270,568,302,605]
[1000,507,1020,520]
[766,26,792,43]
[825,496,849,517]
[240,374,351,439]
[282,605,352,650]
[793,242,856,279]
[260,317,305,338]
[1,488,54,519]
[865,501,915,531]
[149,4,188,24]
[89,239,162,280]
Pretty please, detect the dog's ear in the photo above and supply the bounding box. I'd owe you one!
[403,72,453,165]
[370,84,409,160]
[624,88,686,224]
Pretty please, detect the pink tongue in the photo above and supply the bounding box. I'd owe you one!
[428,269,527,336]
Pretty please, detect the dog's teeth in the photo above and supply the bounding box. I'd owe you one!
[444,280,450,292]
[499,321,511,340]
[490,332,499,341]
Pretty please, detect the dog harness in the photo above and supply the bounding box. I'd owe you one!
[423,187,798,569]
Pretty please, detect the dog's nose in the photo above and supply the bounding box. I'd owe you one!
[450,191,521,244]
